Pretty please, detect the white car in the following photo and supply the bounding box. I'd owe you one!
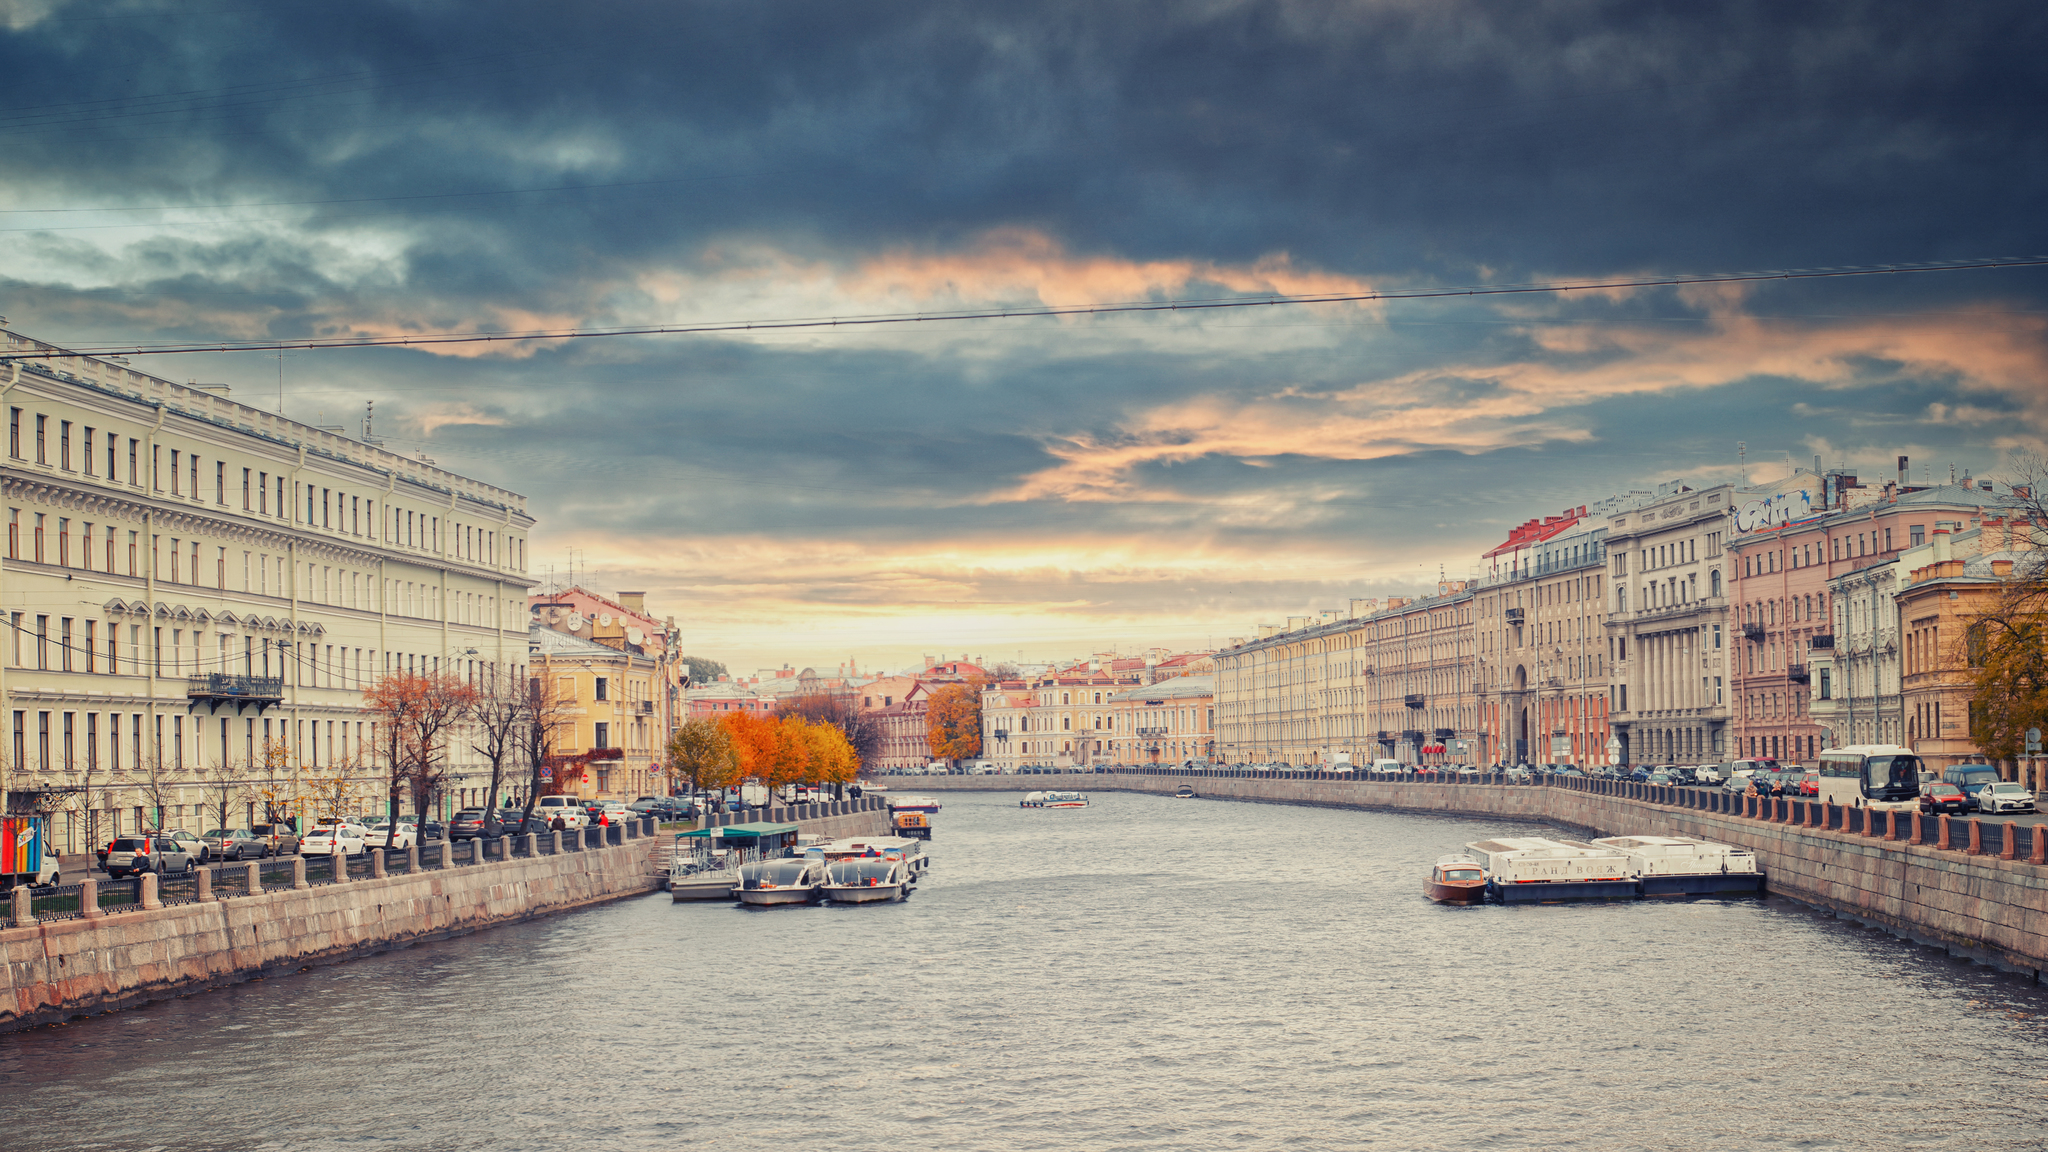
[361,821,416,850]
[1976,782,2036,814]
[301,823,367,858]
[1694,765,1724,785]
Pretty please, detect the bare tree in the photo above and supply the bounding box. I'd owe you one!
[518,674,573,828]
[198,753,248,832]
[469,674,528,816]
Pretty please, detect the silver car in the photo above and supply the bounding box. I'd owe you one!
[1977,782,2036,814]
[103,835,194,879]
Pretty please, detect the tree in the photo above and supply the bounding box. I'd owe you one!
[666,716,740,800]
[518,674,574,827]
[303,758,360,822]
[803,722,859,794]
[764,715,813,793]
[778,692,882,771]
[364,671,481,848]
[135,741,178,832]
[677,654,729,683]
[926,682,984,761]
[251,737,297,825]
[1961,454,2048,766]
[199,754,247,833]
[469,673,528,816]
[720,711,778,795]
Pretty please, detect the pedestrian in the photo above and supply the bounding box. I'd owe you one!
[549,814,566,833]
[849,783,863,801]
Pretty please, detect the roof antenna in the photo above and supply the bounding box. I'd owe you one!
[1737,441,1747,486]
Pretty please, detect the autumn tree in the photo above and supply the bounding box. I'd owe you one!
[667,716,740,800]
[364,671,481,848]
[765,715,814,794]
[925,682,984,762]
[1960,454,2048,767]
[469,673,528,815]
[803,722,859,794]
[519,673,574,827]
[778,692,882,772]
[719,711,778,798]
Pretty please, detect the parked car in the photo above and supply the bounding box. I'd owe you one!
[203,828,269,860]
[1723,775,1755,795]
[413,822,446,843]
[362,820,416,850]
[1977,782,2037,815]
[1919,782,1970,815]
[300,823,367,858]
[251,823,301,856]
[1694,765,1724,785]
[1943,764,2002,811]
[535,796,590,829]
[104,835,193,879]
[163,828,211,862]
[1647,772,1673,785]
[448,809,502,841]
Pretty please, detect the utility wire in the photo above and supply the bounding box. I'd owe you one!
[6,255,2042,362]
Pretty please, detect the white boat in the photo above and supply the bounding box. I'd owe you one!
[1174,784,1197,799]
[819,836,930,882]
[735,858,827,906]
[1040,791,1089,808]
[1464,837,1636,902]
[1589,835,1764,896]
[822,857,909,903]
[887,795,941,813]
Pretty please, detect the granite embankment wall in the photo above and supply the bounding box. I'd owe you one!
[904,773,2048,978]
[0,800,890,1032]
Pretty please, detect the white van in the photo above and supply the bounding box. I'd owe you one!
[1371,759,1404,774]
[535,796,589,829]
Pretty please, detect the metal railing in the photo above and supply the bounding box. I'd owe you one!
[185,673,285,701]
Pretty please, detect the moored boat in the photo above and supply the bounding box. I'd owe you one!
[818,835,930,882]
[1174,784,1197,799]
[1590,835,1765,896]
[1425,854,1488,903]
[1464,837,1637,902]
[735,857,826,906]
[822,857,909,903]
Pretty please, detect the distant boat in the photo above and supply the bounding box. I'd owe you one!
[1174,784,1197,799]
[1039,791,1088,808]
[1590,835,1764,897]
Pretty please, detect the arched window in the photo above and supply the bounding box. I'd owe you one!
[1061,692,1070,705]
[1616,586,1628,613]
[1709,569,1721,597]
[1062,715,1071,730]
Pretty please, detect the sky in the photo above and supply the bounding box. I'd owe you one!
[2,0,2045,675]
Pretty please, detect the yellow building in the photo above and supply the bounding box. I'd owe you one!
[529,624,663,802]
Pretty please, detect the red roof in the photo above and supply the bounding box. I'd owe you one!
[1482,509,1585,560]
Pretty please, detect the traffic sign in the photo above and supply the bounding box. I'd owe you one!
[2028,727,2042,754]
[1605,737,1622,753]
[539,768,553,780]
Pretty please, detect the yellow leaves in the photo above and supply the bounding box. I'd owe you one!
[925,683,982,761]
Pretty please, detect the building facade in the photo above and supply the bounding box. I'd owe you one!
[1106,674,1214,765]
[529,624,665,803]
[0,327,536,852]
[1603,483,1733,765]
[1476,504,1615,767]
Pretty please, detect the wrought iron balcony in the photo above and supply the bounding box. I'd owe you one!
[1742,622,1765,642]
[993,729,1010,740]
[1504,608,1525,625]
[1137,726,1170,737]
[1787,664,1810,684]
[1809,634,1835,651]
[1404,694,1426,709]
[186,674,284,711]
[636,700,655,714]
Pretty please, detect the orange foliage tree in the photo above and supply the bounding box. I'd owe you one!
[925,681,984,762]
[719,712,778,795]
[364,671,480,845]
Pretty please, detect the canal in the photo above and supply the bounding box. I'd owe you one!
[3,790,2045,1150]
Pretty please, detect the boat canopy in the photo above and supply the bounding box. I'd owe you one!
[711,822,801,841]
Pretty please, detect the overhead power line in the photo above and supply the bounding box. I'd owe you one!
[4,255,2045,362]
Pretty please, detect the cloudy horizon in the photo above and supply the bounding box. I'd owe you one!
[3,0,2042,674]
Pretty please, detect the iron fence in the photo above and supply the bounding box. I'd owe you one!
[420,842,445,868]
[30,882,88,922]
[346,854,373,880]
[302,854,338,885]
[96,877,144,912]
[210,865,251,899]
[382,849,412,876]
[259,859,298,891]
[157,871,202,907]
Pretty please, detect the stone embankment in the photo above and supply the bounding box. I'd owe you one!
[1,799,891,1032]
[905,772,2048,978]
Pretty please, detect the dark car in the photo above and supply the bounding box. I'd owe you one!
[415,822,446,842]
[448,809,501,841]
[1919,782,1970,815]
[1628,767,1651,783]
[507,813,554,836]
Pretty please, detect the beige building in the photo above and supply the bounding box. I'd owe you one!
[1603,483,1733,765]
[1106,674,1214,765]
[529,624,665,803]
[1474,504,1617,767]
[0,326,536,851]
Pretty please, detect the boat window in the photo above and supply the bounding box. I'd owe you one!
[1443,868,1484,881]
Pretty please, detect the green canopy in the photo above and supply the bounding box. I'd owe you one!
[704,822,799,841]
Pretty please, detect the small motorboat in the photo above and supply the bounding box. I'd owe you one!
[1173,784,1197,799]
[1021,791,1046,808]
[1425,854,1488,903]
[823,857,908,903]
[735,858,826,906]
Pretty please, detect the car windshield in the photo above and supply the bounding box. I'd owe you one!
[1989,783,2026,794]
[111,838,147,850]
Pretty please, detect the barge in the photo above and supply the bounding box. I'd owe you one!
[1464,837,1637,902]
[1590,835,1764,896]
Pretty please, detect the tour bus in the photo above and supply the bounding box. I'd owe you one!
[1815,744,1923,810]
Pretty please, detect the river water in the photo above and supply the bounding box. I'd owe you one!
[5,790,2047,1151]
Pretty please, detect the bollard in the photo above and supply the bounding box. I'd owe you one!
[1937,815,1953,851]
[140,871,161,910]
[1908,811,1924,846]
[2033,825,2047,866]
[246,860,261,894]
[497,835,511,861]
[79,877,101,919]
[407,844,420,873]
[295,855,311,888]
[2001,821,2019,861]
[523,833,539,858]
[195,866,214,903]
[371,849,387,879]
[1967,819,1984,856]
[12,885,34,927]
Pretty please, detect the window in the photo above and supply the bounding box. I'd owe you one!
[595,677,609,701]
[6,408,17,458]
[189,454,198,498]
[216,461,226,504]
[59,421,70,469]
[1910,524,1924,547]
[594,722,610,749]
[170,449,180,493]
[1883,527,1893,552]
[35,414,46,464]
[128,439,139,485]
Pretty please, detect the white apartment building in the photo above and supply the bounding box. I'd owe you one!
[1,326,536,852]
[1603,482,1734,765]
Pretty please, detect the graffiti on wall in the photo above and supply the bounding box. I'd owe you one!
[1735,487,1813,533]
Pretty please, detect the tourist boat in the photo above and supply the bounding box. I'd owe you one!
[734,858,827,906]
[1038,791,1089,808]
[1463,837,1637,902]
[1174,784,1197,799]
[1590,835,1765,897]
[1425,854,1488,903]
[887,795,941,814]
[818,836,930,882]
[669,848,742,901]
[822,857,909,903]
[1021,791,1046,808]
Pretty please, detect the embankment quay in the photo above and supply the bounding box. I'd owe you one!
[0,799,888,1032]
[905,771,2048,976]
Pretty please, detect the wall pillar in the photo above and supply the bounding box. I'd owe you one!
[2032,825,2047,866]
[294,856,310,889]
[1967,819,1985,856]
[371,850,387,879]
[523,833,538,857]
[1937,815,1952,851]
[140,871,161,910]
[79,878,101,919]
[245,861,261,893]
[1908,811,1924,845]
[1884,809,1900,842]
[195,866,213,903]
[2000,821,2018,861]
[11,886,33,928]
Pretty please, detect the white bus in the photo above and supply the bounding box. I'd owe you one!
[1815,744,1923,810]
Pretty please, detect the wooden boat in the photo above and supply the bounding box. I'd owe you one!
[1425,854,1488,903]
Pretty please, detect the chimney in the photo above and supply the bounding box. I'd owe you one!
[1931,528,1952,563]
[618,591,647,615]
[1992,559,2015,578]
[1897,455,1908,488]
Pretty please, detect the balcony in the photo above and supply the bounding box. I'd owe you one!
[1504,608,1525,625]
[1404,694,1426,709]
[637,700,655,714]
[1787,664,1810,684]
[186,674,284,712]
[1433,728,1454,740]
[1137,726,1170,737]
[1809,634,1836,651]
[587,746,625,761]
[1742,622,1765,642]
[993,729,1010,740]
